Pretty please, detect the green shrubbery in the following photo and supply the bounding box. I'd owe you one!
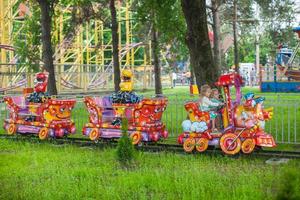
[116,117,135,165]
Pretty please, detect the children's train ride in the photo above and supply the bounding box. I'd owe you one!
[178,73,276,155]
[2,71,276,155]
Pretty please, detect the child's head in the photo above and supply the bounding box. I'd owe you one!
[200,84,212,98]
[211,88,219,99]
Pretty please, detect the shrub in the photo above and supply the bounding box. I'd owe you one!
[116,117,135,165]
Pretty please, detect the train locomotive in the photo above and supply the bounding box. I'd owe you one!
[178,73,276,155]
[3,72,76,139]
[82,69,168,144]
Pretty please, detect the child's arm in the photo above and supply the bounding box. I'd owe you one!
[203,97,219,107]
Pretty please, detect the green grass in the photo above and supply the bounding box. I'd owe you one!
[0,139,299,200]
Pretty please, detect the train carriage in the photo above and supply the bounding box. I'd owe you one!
[3,72,76,139]
[82,96,168,144]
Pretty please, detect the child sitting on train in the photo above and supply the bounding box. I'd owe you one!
[210,88,224,130]
[199,85,223,132]
[210,88,223,105]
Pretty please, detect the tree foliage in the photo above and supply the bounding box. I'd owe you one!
[14,2,41,72]
[136,0,188,94]
[222,0,297,68]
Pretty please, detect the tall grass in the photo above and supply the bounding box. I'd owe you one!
[0,139,299,200]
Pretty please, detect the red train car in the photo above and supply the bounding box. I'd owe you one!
[82,96,168,144]
[3,72,76,139]
[3,97,76,139]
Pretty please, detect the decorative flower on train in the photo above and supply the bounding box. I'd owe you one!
[182,120,192,132]
[191,121,208,133]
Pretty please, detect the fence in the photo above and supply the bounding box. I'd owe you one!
[0,93,299,145]
[0,64,173,94]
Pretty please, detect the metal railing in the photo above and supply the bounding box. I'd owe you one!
[0,63,173,93]
[0,94,299,144]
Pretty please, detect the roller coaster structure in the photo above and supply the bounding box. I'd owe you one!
[0,0,155,93]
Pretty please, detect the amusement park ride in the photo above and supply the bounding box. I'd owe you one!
[0,0,153,93]
[179,73,276,155]
[260,27,300,92]
[3,70,276,155]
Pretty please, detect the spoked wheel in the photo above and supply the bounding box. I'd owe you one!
[183,138,196,153]
[39,127,49,140]
[89,128,100,141]
[220,133,241,155]
[7,123,17,135]
[241,138,256,154]
[195,138,209,153]
[130,132,141,145]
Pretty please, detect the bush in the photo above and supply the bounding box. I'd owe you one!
[116,117,135,165]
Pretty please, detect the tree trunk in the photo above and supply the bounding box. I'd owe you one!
[212,0,222,74]
[151,24,162,95]
[186,56,195,85]
[110,0,121,92]
[38,0,57,95]
[233,0,239,72]
[181,0,218,89]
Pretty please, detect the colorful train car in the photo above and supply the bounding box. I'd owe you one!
[3,72,76,139]
[82,69,168,144]
[82,96,168,144]
[178,73,276,155]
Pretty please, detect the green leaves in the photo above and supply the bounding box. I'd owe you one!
[14,2,41,72]
[116,118,135,166]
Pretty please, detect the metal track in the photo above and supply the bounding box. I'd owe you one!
[1,134,300,159]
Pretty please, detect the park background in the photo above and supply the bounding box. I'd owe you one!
[0,0,300,199]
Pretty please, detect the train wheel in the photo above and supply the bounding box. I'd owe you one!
[195,138,209,153]
[130,132,141,145]
[241,138,255,154]
[89,128,100,141]
[39,127,49,140]
[7,124,17,135]
[220,133,241,155]
[183,138,195,153]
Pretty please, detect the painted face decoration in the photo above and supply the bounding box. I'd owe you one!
[136,104,166,125]
[44,100,75,123]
